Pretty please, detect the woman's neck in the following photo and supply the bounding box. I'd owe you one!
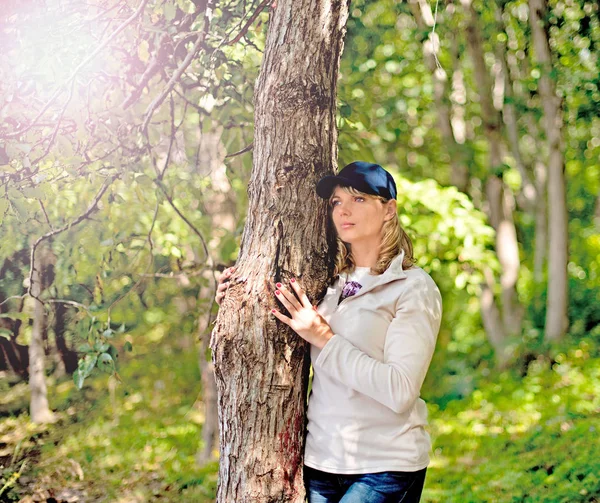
[350,242,380,268]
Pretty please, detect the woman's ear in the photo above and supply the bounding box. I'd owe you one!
[384,199,397,221]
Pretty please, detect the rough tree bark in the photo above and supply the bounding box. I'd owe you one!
[210,1,349,501]
[529,0,569,341]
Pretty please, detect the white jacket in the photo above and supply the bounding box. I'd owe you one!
[304,252,443,474]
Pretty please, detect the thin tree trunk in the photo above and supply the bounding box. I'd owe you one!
[0,256,30,378]
[481,268,509,366]
[197,271,219,466]
[409,0,468,191]
[494,4,536,209]
[197,326,218,465]
[54,302,78,375]
[529,0,569,341]
[29,247,55,424]
[210,1,349,500]
[534,160,548,282]
[193,129,237,466]
[463,0,523,339]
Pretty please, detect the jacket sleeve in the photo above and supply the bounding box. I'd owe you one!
[313,274,442,414]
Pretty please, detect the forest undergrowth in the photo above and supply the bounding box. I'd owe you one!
[1,333,599,503]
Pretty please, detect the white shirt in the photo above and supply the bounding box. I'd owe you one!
[303,253,442,474]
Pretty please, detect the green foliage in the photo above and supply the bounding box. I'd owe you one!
[424,337,600,502]
[1,0,599,499]
[1,337,216,502]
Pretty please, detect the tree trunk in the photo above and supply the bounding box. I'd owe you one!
[197,272,219,466]
[54,302,78,375]
[529,0,569,341]
[29,247,55,424]
[210,1,349,500]
[481,268,509,366]
[494,3,536,209]
[463,0,523,339]
[193,128,237,466]
[533,160,548,283]
[0,256,30,378]
[409,0,468,191]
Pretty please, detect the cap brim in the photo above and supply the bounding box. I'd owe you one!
[316,176,350,198]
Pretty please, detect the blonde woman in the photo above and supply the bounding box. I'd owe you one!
[216,162,442,502]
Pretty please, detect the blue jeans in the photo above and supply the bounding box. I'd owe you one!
[304,465,427,503]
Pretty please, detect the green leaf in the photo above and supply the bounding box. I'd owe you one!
[73,369,85,389]
[103,328,114,338]
[78,353,98,379]
[0,312,30,321]
[94,341,110,352]
[0,198,9,224]
[77,343,93,353]
[21,187,44,199]
[163,3,177,21]
[97,353,115,373]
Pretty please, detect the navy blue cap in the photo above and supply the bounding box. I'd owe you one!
[316,161,397,200]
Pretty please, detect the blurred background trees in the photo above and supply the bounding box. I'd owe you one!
[1,0,599,500]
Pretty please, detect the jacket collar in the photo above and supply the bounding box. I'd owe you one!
[337,250,407,302]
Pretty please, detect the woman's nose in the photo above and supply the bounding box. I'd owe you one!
[335,203,350,215]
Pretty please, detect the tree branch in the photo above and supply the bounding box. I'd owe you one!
[153,179,211,266]
[225,142,254,158]
[141,4,214,132]
[225,0,271,46]
[28,175,118,299]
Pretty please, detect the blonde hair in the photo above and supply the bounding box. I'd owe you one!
[328,186,414,276]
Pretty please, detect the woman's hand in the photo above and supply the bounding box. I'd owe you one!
[215,266,236,306]
[271,279,334,349]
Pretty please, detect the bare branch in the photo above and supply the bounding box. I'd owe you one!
[153,179,212,266]
[28,175,118,299]
[0,294,27,309]
[226,0,271,46]
[30,79,76,166]
[225,142,254,158]
[45,299,90,312]
[141,4,214,132]
[38,200,54,231]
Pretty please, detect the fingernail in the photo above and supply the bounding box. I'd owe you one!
[271,309,276,313]
[276,282,282,288]
[291,278,296,283]
[275,290,280,295]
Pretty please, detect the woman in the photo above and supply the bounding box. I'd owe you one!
[216,161,442,503]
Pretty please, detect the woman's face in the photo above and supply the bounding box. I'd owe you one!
[329,186,396,245]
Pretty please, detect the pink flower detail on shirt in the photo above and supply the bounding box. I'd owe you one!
[339,280,362,304]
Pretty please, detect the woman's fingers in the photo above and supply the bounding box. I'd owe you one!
[271,308,291,326]
[274,283,302,312]
[215,266,236,305]
[289,279,312,307]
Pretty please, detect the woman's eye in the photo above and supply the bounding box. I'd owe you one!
[355,197,364,202]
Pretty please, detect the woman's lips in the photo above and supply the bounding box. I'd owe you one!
[341,223,354,229]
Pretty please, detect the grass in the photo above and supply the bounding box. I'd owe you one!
[423,339,600,502]
[1,337,217,502]
[1,336,599,502]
